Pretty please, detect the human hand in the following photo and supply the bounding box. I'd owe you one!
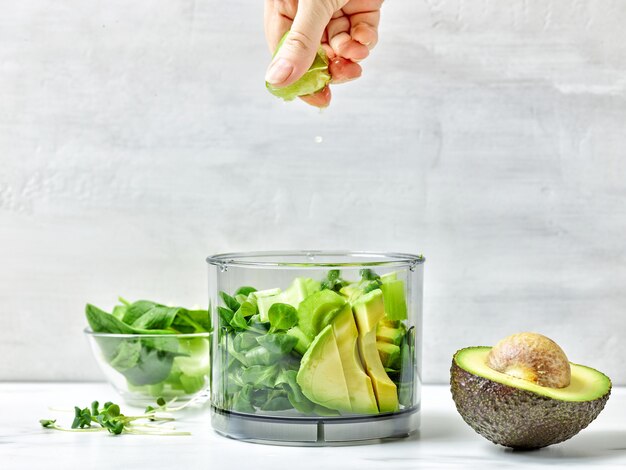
[264,0,383,107]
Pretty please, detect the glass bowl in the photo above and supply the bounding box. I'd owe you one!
[85,329,211,407]
[206,251,425,445]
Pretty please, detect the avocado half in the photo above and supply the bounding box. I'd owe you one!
[450,346,611,449]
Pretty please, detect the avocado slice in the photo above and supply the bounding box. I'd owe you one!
[352,289,399,413]
[296,325,351,413]
[377,341,401,370]
[451,346,611,449]
[297,289,346,340]
[331,304,378,414]
[377,323,406,346]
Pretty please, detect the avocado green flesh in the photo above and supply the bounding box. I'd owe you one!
[297,289,347,340]
[331,305,378,414]
[297,325,351,412]
[353,289,399,413]
[454,347,611,402]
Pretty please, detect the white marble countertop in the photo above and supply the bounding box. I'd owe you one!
[1,383,624,469]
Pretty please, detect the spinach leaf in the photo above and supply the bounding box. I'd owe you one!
[244,346,281,366]
[239,301,257,318]
[261,395,292,411]
[142,336,182,354]
[219,291,240,312]
[132,305,180,330]
[218,306,234,326]
[267,303,298,332]
[232,385,255,413]
[276,369,315,414]
[121,347,178,386]
[256,334,298,355]
[230,308,249,331]
[86,304,135,334]
[234,332,261,352]
[226,336,249,367]
[111,304,127,321]
[235,286,257,297]
[109,340,142,370]
[240,364,279,388]
[122,300,159,325]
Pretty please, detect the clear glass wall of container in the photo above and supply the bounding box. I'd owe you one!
[207,251,424,445]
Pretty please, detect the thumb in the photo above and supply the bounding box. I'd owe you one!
[265,0,335,87]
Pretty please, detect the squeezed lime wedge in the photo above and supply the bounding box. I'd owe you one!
[266,32,331,101]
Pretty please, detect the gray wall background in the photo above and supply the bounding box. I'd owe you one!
[1,0,625,384]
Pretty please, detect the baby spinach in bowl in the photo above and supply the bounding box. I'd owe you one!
[85,298,211,406]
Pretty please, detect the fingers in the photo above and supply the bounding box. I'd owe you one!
[329,57,362,83]
[264,0,294,52]
[300,85,332,107]
[265,0,336,87]
[327,15,370,61]
[350,11,380,49]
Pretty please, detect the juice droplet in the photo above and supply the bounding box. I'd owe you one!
[314,136,323,144]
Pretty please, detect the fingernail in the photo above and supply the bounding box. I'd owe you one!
[265,58,293,85]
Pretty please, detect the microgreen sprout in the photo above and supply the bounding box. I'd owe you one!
[40,398,190,436]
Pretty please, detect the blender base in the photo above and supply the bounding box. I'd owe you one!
[211,405,420,446]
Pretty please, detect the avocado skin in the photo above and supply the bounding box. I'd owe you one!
[450,361,611,449]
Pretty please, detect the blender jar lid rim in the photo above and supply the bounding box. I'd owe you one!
[206,250,425,268]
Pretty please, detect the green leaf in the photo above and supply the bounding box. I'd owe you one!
[230,308,249,331]
[235,286,257,297]
[40,419,56,428]
[72,406,93,429]
[232,384,255,413]
[131,305,180,330]
[362,281,382,294]
[218,306,234,326]
[244,346,281,366]
[360,268,381,281]
[226,335,249,367]
[85,304,135,334]
[122,300,159,325]
[142,336,182,354]
[233,332,261,352]
[320,270,349,293]
[256,334,298,355]
[276,369,315,414]
[261,394,292,411]
[220,291,240,312]
[268,303,297,332]
[121,348,178,386]
[239,301,257,318]
[240,364,279,388]
[186,309,210,332]
[111,305,127,320]
[109,340,142,370]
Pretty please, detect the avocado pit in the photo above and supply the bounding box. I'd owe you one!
[486,332,571,388]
